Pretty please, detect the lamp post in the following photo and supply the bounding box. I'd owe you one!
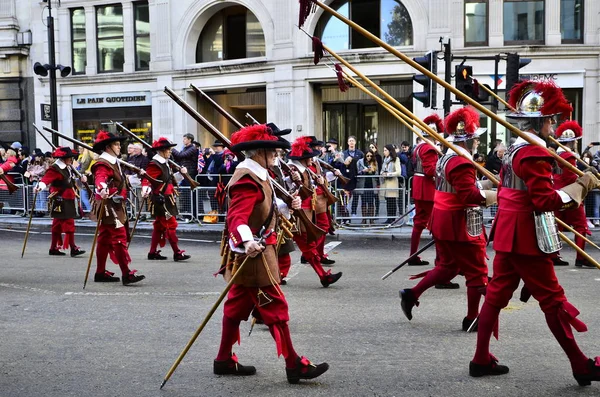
[33,0,71,146]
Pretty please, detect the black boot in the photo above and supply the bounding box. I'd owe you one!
[214,353,256,376]
[399,288,419,321]
[469,356,509,377]
[575,259,595,268]
[320,272,342,288]
[122,271,145,286]
[407,257,429,266]
[573,357,600,386]
[300,256,308,264]
[285,356,329,384]
[147,250,167,260]
[174,251,191,262]
[94,271,120,283]
[49,249,66,256]
[435,282,460,289]
[552,257,570,266]
[462,317,478,332]
[70,248,86,257]
[321,257,335,265]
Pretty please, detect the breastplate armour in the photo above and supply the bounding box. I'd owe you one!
[501,143,528,190]
[435,153,457,193]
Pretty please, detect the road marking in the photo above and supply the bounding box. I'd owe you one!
[285,241,342,280]
[0,282,219,297]
[0,283,56,295]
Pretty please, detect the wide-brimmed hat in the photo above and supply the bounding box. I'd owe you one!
[152,137,177,150]
[307,136,325,148]
[92,130,127,153]
[230,124,290,152]
[51,146,78,159]
[507,80,572,120]
[288,136,321,160]
[33,148,45,158]
[555,120,582,143]
[266,122,292,136]
[444,107,486,143]
[212,140,225,147]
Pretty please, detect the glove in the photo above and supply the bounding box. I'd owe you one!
[34,182,47,194]
[141,185,152,198]
[482,190,497,207]
[561,172,600,205]
[478,179,494,190]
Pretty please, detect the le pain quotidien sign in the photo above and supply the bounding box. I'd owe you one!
[72,91,152,109]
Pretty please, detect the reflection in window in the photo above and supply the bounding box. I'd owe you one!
[134,1,150,70]
[316,0,413,51]
[561,0,583,43]
[465,0,488,46]
[96,5,124,73]
[195,6,265,63]
[71,8,86,74]
[503,1,544,43]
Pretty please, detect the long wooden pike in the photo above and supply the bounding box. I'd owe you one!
[83,199,105,289]
[21,190,39,258]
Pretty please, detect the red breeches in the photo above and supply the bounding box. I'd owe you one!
[51,219,76,250]
[413,199,433,230]
[434,240,488,287]
[315,212,329,257]
[223,284,290,325]
[150,216,180,253]
[96,225,131,276]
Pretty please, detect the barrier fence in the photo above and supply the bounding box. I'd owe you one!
[2,172,600,229]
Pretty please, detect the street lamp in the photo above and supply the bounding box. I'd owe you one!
[33,0,71,146]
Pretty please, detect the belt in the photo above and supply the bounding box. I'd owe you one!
[414,173,425,177]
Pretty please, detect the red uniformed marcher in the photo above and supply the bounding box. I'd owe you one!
[91,131,145,285]
[214,124,329,384]
[409,114,441,266]
[551,121,592,267]
[288,136,342,287]
[400,107,497,330]
[35,146,86,257]
[471,81,600,385]
[142,137,191,262]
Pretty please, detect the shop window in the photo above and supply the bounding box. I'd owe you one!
[315,0,413,51]
[561,0,583,43]
[503,0,545,45]
[96,4,124,73]
[465,0,488,47]
[134,1,150,70]
[195,6,265,63]
[71,8,86,75]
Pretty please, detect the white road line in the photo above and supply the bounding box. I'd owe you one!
[0,283,57,295]
[0,282,219,297]
[285,241,342,280]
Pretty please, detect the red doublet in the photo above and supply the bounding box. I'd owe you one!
[93,162,127,199]
[411,144,437,231]
[41,166,77,200]
[41,165,78,250]
[141,161,175,195]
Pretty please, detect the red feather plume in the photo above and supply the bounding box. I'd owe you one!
[290,136,313,157]
[507,80,531,110]
[536,81,573,119]
[95,130,111,143]
[231,124,277,146]
[312,37,324,65]
[444,106,480,134]
[555,120,582,139]
[423,114,444,133]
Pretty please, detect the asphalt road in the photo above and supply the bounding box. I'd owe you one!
[1,230,600,397]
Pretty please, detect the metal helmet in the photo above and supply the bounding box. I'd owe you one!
[422,114,444,137]
[555,120,582,143]
[444,106,486,142]
[507,80,572,120]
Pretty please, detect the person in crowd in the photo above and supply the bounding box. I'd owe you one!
[473,153,487,180]
[77,148,96,213]
[207,140,225,212]
[581,148,600,226]
[25,149,49,216]
[125,143,148,188]
[0,147,6,163]
[484,143,506,176]
[380,144,401,224]
[323,138,341,165]
[486,138,503,160]
[0,152,18,191]
[336,136,364,218]
[357,149,379,224]
[399,141,411,180]
[172,133,199,186]
[367,142,383,217]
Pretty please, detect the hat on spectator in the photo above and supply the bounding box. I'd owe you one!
[444,106,486,143]
[92,130,127,153]
[212,140,225,147]
[288,136,321,160]
[10,141,21,150]
[230,124,290,152]
[33,148,45,158]
[152,137,177,150]
[52,146,78,159]
[555,120,582,143]
[326,138,338,145]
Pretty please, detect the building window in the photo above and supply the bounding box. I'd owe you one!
[316,0,413,51]
[465,0,488,46]
[503,0,545,44]
[71,8,86,75]
[195,6,265,63]
[134,1,150,70]
[561,0,583,43]
[96,4,124,73]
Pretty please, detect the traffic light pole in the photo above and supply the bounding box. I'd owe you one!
[490,55,500,146]
[443,39,452,116]
[47,0,59,146]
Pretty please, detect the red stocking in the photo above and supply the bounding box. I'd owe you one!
[545,308,588,373]
[411,266,457,299]
[574,235,586,261]
[150,228,162,253]
[216,315,241,361]
[466,286,482,320]
[472,301,501,365]
[410,226,424,256]
[166,229,180,253]
[269,322,299,368]
[50,232,62,250]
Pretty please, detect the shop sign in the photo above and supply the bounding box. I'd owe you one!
[72,91,152,109]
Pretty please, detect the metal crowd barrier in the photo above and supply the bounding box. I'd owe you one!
[0,173,26,214]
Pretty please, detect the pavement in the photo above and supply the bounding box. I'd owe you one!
[2,229,600,396]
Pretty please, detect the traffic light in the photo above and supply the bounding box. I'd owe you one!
[412,51,437,108]
[505,53,531,99]
[455,65,474,101]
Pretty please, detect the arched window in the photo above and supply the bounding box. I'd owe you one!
[196,6,265,63]
[315,0,413,51]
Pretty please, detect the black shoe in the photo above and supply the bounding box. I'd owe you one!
[174,251,191,261]
[94,271,120,283]
[122,271,145,286]
[399,289,418,321]
[300,256,308,264]
[469,357,509,377]
[573,357,600,386]
[147,250,167,260]
[70,248,86,257]
[280,279,287,285]
[49,249,66,256]
[286,356,329,384]
[435,282,460,289]
[320,272,342,288]
[462,317,478,332]
[407,258,429,266]
[214,353,256,376]
[321,257,335,265]
[575,259,595,268]
[553,257,570,266]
